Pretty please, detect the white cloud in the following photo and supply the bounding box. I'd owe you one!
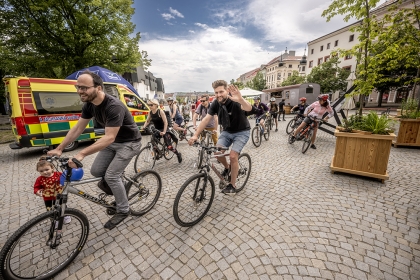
[140,27,274,92]
[188,30,195,33]
[169,7,184,18]
[195,23,209,29]
[161,13,174,21]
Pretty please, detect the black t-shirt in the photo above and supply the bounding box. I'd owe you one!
[207,99,252,132]
[81,95,141,143]
[279,101,285,111]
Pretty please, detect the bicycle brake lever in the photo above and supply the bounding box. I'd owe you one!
[71,158,84,168]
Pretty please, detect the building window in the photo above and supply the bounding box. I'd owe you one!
[318,58,323,65]
[324,55,330,62]
[309,61,313,68]
[288,64,292,68]
[342,66,351,72]
[334,40,338,47]
[306,87,314,94]
[327,43,331,49]
[301,66,305,72]
[345,54,352,60]
[349,34,354,42]
[311,49,314,54]
[320,45,324,51]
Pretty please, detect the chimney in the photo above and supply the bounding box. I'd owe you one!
[289,50,296,56]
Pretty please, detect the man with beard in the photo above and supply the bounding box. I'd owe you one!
[188,80,253,195]
[48,71,142,230]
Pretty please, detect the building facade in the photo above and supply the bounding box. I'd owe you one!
[123,66,164,100]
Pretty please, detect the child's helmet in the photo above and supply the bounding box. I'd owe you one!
[60,168,84,185]
[270,97,276,101]
[299,97,307,102]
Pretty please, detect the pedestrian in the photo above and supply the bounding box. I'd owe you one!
[34,157,71,223]
[48,70,142,230]
[278,99,286,121]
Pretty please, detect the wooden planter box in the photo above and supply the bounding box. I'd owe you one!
[330,129,395,183]
[393,118,420,148]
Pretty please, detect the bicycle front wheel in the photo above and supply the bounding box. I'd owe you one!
[134,145,156,172]
[235,153,251,192]
[196,141,205,169]
[251,126,261,147]
[173,173,215,227]
[0,208,89,280]
[286,119,296,134]
[164,141,177,160]
[302,129,313,154]
[127,170,162,216]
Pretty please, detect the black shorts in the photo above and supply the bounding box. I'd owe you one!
[270,112,278,118]
[303,117,314,124]
[257,115,267,121]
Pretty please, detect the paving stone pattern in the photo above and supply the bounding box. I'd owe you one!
[0,117,419,279]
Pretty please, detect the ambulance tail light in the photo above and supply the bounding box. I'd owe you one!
[17,79,31,88]
[15,117,28,135]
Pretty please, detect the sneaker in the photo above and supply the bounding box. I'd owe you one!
[275,128,278,132]
[104,211,130,230]
[310,144,317,149]
[283,119,286,121]
[177,152,183,163]
[64,216,72,224]
[221,184,237,195]
[289,135,296,144]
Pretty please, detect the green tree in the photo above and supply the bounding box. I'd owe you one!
[322,0,382,116]
[306,57,349,94]
[0,0,151,78]
[245,71,266,91]
[369,2,420,111]
[230,79,244,89]
[281,71,306,86]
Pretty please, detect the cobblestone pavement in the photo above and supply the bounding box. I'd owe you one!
[0,117,419,280]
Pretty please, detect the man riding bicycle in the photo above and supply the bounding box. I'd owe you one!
[292,97,309,116]
[48,71,142,230]
[268,97,279,132]
[252,96,269,135]
[290,94,334,149]
[188,80,253,195]
[193,94,218,145]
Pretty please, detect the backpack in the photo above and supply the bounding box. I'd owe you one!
[157,108,173,127]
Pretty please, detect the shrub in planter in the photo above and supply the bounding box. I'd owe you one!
[393,98,420,147]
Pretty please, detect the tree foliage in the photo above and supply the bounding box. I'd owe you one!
[0,0,151,78]
[322,0,382,116]
[281,71,306,86]
[230,79,244,89]
[245,71,266,91]
[306,57,349,94]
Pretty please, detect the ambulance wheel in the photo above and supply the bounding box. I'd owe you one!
[59,141,79,152]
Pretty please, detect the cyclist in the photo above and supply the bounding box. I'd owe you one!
[48,71,142,230]
[167,97,187,136]
[143,99,182,163]
[268,97,279,132]
[181,101,191,122]
[193,94,218,145]
[188,80,253,195]
[290,94,334,149]
[252,96,269,135]
[292,97,309,116]
[278,99,286,121]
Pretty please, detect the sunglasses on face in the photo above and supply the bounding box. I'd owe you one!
[200,100,207,102]
[148,103,156,106]
[75,85,96,91]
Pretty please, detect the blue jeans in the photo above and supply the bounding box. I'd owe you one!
[90,140,142,213]
[217,130,250,154]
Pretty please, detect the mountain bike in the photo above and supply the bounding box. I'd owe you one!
[175,116,195,141]
[288,116,323,154]
[196,129,215,169]
[251,115,270,147]
[266,112,275,131]
[286,113,305,135]
[173,143,251,227]
[0,153,162,280]
[134,125,178,172]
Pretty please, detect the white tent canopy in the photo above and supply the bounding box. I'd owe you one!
[240,88,264,97]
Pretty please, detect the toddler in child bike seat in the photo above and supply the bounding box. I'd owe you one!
[33,157,71,224]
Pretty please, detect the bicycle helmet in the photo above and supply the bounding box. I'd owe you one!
[270,97,276,102]
[167,97,174,101]
[253,96,260,100]
[299,97,307,102]
[60,168,84,185]
[318,94,329,101]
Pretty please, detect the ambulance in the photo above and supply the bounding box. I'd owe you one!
[3,76,149,151]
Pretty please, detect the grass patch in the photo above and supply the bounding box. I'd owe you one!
[0,128,15,144]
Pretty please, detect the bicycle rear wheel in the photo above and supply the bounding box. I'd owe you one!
[164,141,177,160]
[0,208,89,280]
[127,170,162,216]
[134,145,156,172]
[286,119,296,134]
[302,130,313,154]
[173,173,215,227]
[263,122,270,141]
[251,126,261,147]
[235,153,251,192]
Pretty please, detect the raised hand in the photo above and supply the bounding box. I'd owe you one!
[227,84,243,102]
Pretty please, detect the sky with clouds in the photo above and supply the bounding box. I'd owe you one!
[131,0,387,93]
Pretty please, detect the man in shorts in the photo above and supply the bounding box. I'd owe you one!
[188,80,253,195]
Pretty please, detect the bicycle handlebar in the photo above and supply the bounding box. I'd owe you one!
[42,149,84,168]
[193,142,228,152]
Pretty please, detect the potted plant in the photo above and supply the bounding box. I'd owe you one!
[331,112,396,183]
[393,98,420,148]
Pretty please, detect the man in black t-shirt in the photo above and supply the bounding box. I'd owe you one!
[278,99,286,121]
[188,80,253,195]
[48,71,141,230]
